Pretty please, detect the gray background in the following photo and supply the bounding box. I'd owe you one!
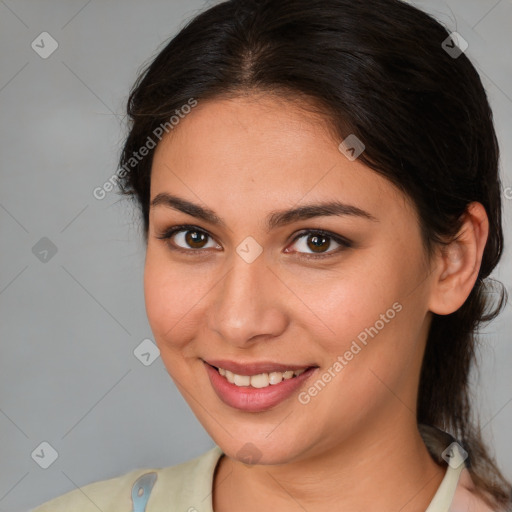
[0,1,510,511]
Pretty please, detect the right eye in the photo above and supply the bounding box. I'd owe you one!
[156,225,222,255]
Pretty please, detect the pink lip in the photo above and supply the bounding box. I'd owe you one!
[204,361,318,412]
[204,359,316,376]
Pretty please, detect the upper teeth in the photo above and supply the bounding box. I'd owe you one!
[218,367,307,388]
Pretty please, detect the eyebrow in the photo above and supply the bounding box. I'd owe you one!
[150,192,378,231]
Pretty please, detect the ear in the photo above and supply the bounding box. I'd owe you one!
[428,202,489,315]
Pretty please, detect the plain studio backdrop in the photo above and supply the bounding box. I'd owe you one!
[0,1,511,511]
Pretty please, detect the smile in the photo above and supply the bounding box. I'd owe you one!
[203,360,319,412]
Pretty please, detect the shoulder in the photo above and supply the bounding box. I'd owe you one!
[29,467,152,512]
[450,468,507,512]
[30,445,224,512]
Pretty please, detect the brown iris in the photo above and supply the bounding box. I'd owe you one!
[306,234,330,253]
[185,230,209,249]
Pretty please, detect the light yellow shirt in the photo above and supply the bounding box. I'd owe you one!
[31,442,469,512]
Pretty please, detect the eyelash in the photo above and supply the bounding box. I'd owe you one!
[155,224,352,260]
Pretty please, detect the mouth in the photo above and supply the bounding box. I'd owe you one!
[203,359,319,412]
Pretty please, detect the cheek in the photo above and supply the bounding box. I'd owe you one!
[290,255,401,346]
[143,248,206,351]
[297,242,426,375]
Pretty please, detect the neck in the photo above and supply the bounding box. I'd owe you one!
[213,413,445,512]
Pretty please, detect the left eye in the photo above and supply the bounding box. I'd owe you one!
[286,230,351,258]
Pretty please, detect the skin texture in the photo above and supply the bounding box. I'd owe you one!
[144,94,489,512]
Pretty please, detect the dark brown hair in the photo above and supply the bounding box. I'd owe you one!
[116,0,511,507]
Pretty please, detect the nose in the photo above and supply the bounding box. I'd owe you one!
[206,249,288,348]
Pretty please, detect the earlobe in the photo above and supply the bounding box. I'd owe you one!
[428,202,489,315]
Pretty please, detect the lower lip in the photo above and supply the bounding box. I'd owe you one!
[204,362,318,412]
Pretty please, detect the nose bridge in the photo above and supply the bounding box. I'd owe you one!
[207,249,284,344]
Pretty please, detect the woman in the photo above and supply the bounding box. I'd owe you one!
[32,0,512,510]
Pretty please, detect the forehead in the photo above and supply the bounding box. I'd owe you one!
[150,95,414,224]
[152,94,337,173]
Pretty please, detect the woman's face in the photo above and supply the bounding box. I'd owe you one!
[144,95,436,464]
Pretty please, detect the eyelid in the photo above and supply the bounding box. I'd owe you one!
[155,224,352,258]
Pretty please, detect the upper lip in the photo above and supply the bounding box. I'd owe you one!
[204,359,317,376]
